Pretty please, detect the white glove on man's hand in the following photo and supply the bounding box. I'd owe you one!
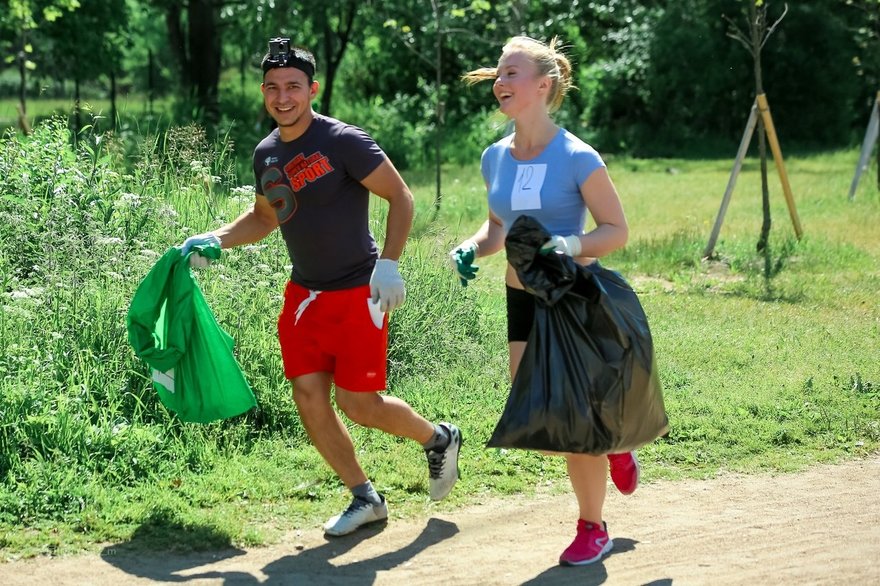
[540,234,582,257]
[369,259,406,312]
[180,232,222,268]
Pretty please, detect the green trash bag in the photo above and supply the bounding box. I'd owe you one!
[126,245,257,423]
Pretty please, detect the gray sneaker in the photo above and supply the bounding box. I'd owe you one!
[426,422,462,501]
[323,495,388,536]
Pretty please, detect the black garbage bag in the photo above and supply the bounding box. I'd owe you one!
[486,215,668,454]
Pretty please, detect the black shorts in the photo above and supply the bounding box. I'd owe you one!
[505,262,603,342]
[506,286,535,342]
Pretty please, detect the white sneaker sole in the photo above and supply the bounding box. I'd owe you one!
[323,503,388,536]
[559,539,614,566]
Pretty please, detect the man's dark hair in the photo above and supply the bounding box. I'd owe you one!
[261,37,316,83]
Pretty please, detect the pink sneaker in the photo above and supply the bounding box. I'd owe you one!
[559,520,613,566]
[608,451,640,495]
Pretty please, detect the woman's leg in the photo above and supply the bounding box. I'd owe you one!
[566,453,608,524]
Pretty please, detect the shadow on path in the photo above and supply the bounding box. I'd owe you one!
[519,537,640,586]
[262,517,458,585]
[100,516,459,585]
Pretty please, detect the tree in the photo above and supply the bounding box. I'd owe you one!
[43,0,128,134]
[726,2,787,251]
[0,0,80,132]
[845,0,880,91]
[374,0,494,209]
[314,0,359,117]
[156,0,223,128]
[844,0,880,188]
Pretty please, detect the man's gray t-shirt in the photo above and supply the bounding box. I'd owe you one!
[253,114,385,290]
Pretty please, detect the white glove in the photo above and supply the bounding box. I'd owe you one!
[540,234,582,257]
[369,259,406,312]
[180,232,221,268]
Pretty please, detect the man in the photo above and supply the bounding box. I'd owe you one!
[180,38,461,536]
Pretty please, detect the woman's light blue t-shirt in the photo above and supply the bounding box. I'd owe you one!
[481,128,605,236]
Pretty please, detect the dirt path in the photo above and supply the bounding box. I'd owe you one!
[3,454,879,585]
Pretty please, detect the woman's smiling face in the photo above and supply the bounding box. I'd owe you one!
[493,50,546,117]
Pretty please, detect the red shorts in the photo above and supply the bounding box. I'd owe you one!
[277,281,388,391]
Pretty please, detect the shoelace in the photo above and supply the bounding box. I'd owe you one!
[426,450,446,479]
[342,496,373,517]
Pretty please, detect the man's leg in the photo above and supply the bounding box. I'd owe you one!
[334,388,434,443]
[336,387,462,501]
[293,373,390,536]
[292,372,367,488]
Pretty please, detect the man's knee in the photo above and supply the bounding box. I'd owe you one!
[335,390,381,426]
[292,374,331,410]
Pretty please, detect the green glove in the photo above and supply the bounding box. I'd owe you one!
[449,241,479,287]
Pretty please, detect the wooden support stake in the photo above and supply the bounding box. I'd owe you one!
[848,90,880,201]
[756,93,803,239]
[704,102,759,258]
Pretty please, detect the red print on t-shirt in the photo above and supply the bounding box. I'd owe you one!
[284,152,335,192]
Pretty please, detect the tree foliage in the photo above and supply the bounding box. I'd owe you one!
[1,0,878,161]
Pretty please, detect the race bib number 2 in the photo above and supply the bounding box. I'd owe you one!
[511,164,546,211]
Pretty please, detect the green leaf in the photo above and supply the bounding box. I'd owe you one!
[0,193,29,206]
[43,6,63,21]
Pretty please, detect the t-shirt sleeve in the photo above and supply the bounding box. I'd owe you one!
[338,125,386,182]
[253,145,263,196]
[572,145,606,187]
[479,145,493,185]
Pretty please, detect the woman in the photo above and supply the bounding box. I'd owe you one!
[450,35,639,566]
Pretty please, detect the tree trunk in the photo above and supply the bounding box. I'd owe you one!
[433,0,443,211]
[74,76,82,139]
[165,4,188,88]
[751,3,772,256]
[319,0,357,117]
[320,28,336,115]
[187,0,221,128]
[148,49,155,115]
[110,69,118,130]
[17,33,27,124]
[240,47,247,96]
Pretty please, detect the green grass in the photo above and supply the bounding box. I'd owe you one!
[0,120,878,559]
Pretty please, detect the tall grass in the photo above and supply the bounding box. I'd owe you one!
[0,120,877,557]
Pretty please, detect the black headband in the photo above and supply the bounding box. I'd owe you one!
[261,37,316,78]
